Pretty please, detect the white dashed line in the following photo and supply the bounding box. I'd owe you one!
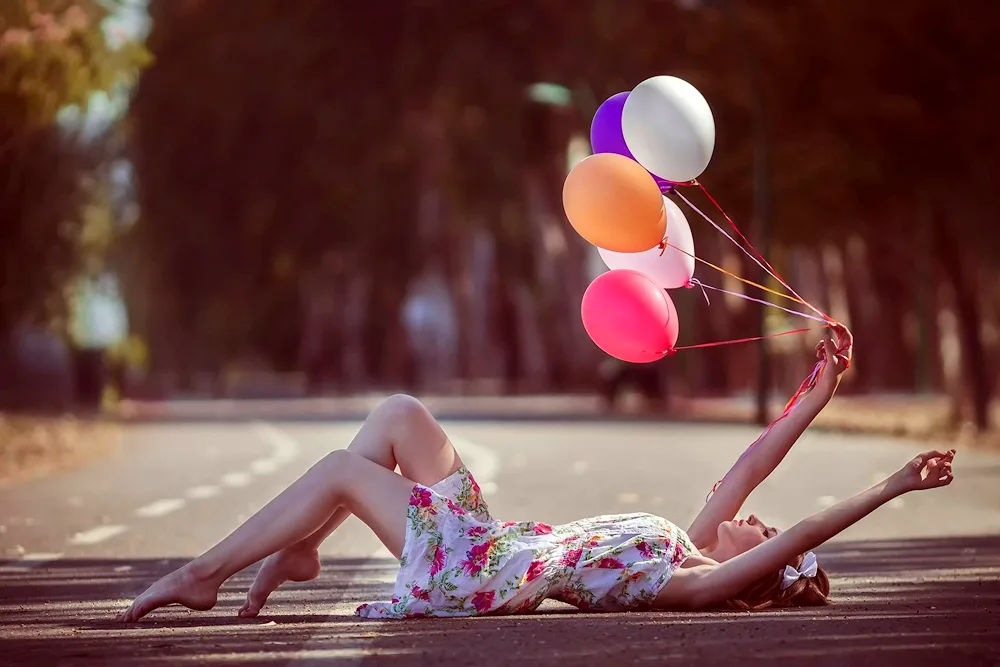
[186,485,221,499]
[23,551,63,562]
[68,525,128,545]
[134,498,186,518]
[0,552,63,572]
[221,472,253,488]
[251,422,301,465]
[817,495,837,508]
[450,436,499,488]
[250,459,280,475]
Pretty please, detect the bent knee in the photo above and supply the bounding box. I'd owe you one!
[372,394,432,426]
[317,448,360,481]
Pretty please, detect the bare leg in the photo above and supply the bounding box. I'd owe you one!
[116,449,417,622]
[117,395,462,622]
[305,395,465,548]
[239,395,464,616]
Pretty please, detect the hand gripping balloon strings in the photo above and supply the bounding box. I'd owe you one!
[664,181,850,503]
[703,330,852,504]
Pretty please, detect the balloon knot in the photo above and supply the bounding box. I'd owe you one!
[666,347,678,357]
[687,278,711,306]
[658,236,669,257]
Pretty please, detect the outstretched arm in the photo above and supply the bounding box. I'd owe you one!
[680,448,955,609]
[686,329,853,549]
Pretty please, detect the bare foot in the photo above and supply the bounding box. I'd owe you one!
[239,547,321,618]
[115,563,220,623]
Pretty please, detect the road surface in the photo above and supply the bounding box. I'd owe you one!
[2,405,999,666]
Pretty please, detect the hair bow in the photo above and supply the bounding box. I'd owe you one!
[780,551,818,590]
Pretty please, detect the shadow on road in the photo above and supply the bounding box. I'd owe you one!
[2,536,998,666]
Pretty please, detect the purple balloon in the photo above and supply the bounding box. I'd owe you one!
[590,92,634,159]
[590,91,677,193]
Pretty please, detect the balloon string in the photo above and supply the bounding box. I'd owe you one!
[673,189,807,309]
[702,328,853,504]
[666,242,809,308]
[687,278,712,306]
[687,182,834,323]
[691,281,829,324]
[692,181,791,289]
[671,327,811,352]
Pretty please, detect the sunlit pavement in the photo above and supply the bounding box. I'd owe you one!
[2,404,999,666]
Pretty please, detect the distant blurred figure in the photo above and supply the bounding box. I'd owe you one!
[598,358,670,412]
[401,263,458,393]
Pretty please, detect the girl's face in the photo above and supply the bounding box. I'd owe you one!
[713,515,779,562]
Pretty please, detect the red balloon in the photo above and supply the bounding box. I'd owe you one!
[581,269,679,363]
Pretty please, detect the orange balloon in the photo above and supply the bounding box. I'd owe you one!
[562,153,666,253]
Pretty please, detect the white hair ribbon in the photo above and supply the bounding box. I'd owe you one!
[780,551,819,590]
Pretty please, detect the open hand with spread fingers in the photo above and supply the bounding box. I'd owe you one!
[890,449,956,494]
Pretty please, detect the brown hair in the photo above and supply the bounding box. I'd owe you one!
[722,552,831,611]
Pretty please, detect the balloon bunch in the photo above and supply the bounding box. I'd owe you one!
[564,76,855,506]
[563,76,714,363]
[564,75,840,364]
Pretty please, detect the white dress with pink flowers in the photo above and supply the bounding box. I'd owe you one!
[355,466,699,619]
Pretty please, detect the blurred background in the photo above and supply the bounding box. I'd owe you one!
[2,0,999,438]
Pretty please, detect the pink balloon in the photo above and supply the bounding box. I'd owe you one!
[597,196,695,289]
[581,269,679,363]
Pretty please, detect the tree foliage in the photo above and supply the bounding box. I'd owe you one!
[125,1,1000,412]
[0,0,149,333]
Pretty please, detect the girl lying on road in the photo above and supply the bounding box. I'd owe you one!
[117,329,956,621]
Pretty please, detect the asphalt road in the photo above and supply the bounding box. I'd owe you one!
[2,405,1000,666]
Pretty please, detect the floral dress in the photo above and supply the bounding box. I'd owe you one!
[355,466,699,619]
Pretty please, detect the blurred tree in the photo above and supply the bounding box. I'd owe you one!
[0,0,148,337]
[125,0,999,419]
[738,0,1000,428]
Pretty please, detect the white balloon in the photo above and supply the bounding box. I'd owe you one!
[598,196,695,289]
[621,76,716,183]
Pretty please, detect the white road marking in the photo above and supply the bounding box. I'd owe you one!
[68,525,127,545]
[250,458,280,475]
[817,495,837,508]
[449,436,499,486]
[221,472,253,488]
[251,421,301,465]
[134,498,186,518]
[571,460,589,475]
[0,552,63,572]
[186,485,221,499]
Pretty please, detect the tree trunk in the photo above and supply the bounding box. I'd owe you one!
[934,212,990,431]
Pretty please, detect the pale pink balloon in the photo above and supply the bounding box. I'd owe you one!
[597,196,695,289]
[581,269,679,363]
